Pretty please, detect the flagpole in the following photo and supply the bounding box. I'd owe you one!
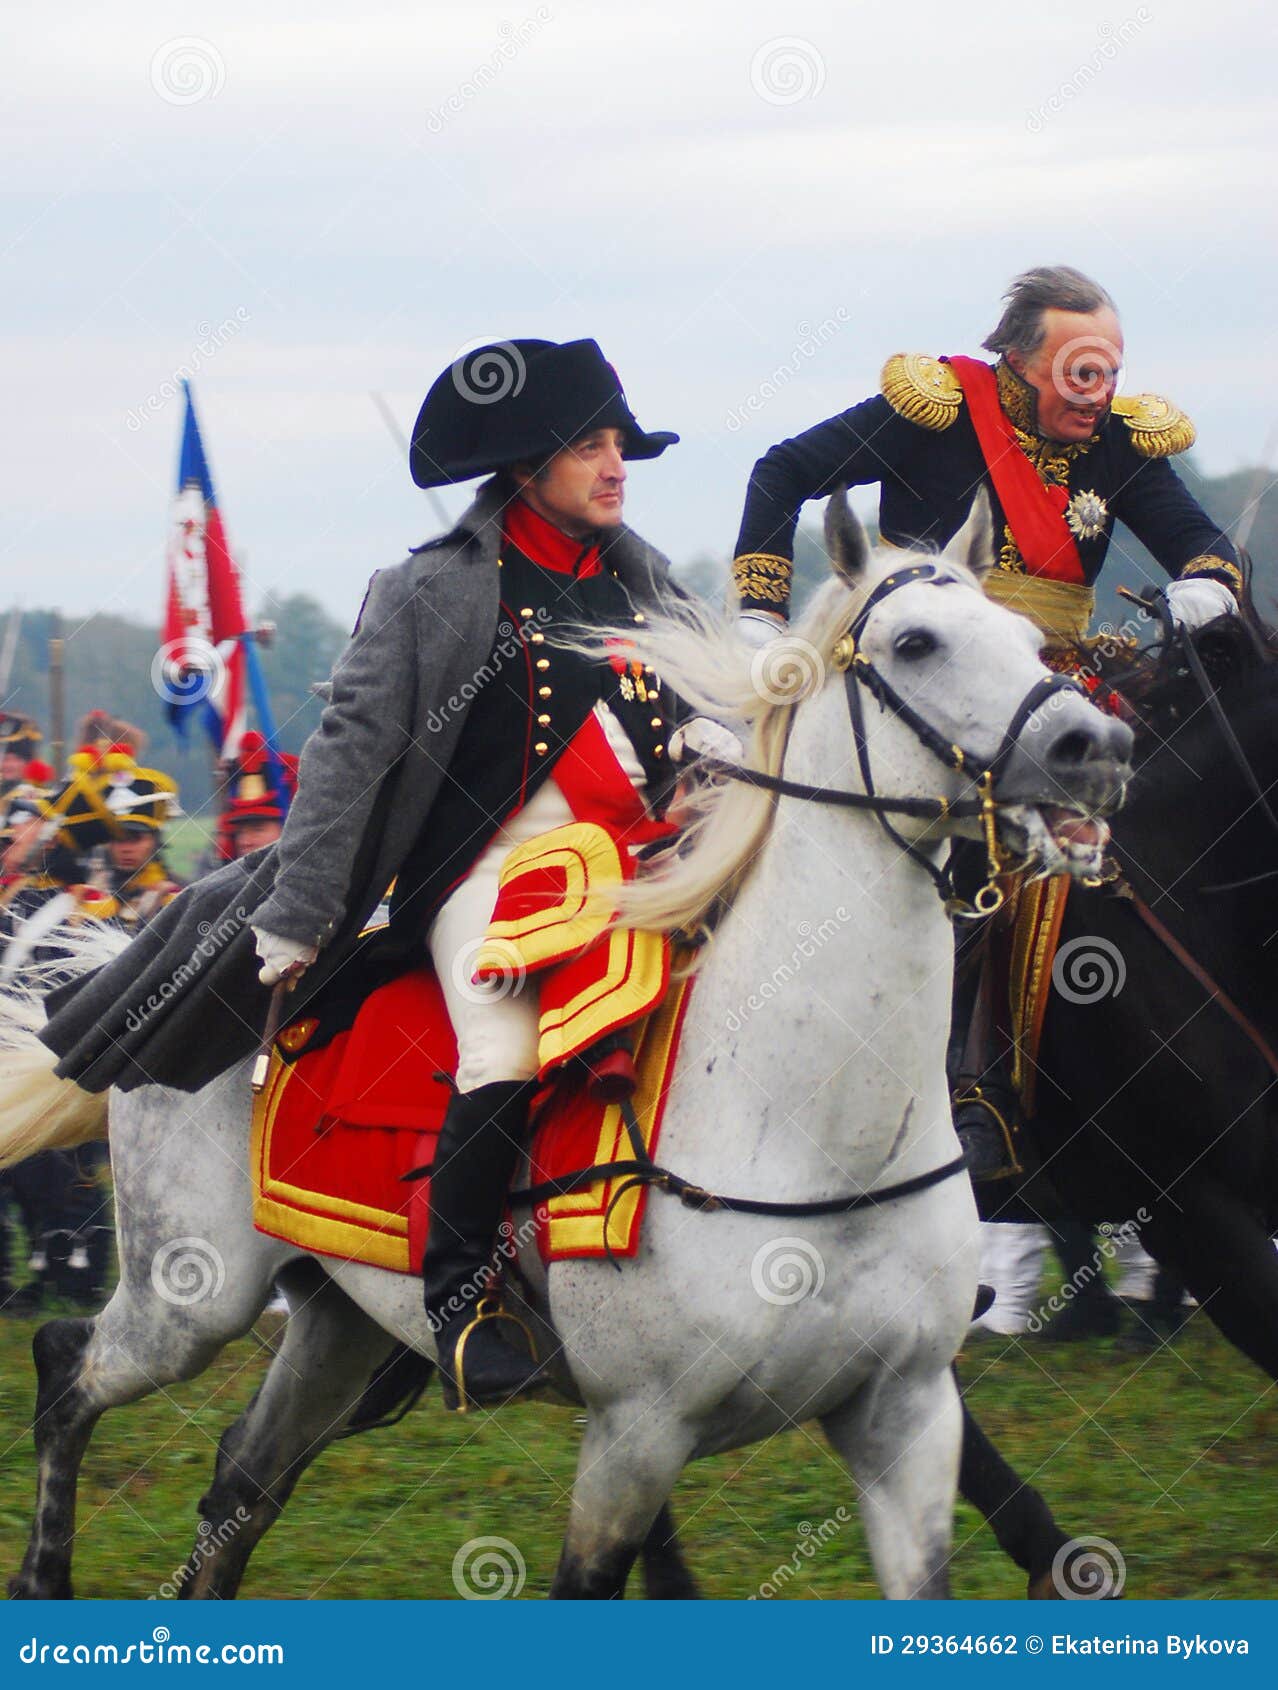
[48,611,65,774]
[0,607,21,697]
[370,391,453,532]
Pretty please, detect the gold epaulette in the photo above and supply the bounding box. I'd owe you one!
[880,353,964,431]
[1110,392,1196,458]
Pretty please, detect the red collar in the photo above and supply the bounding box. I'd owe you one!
[502,497,601,578]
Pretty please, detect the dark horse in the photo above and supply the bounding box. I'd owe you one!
[957,601,1278,1594]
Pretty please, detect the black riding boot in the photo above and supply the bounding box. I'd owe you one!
[421,1080,547,1411]
[953,1083,1023,1183]
[948,917,1022,1183]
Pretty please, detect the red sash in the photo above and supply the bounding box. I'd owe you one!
[947,356,1085,584]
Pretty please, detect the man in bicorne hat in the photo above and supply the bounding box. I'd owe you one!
[243,338,709,1406]
[731,266,1241,1189]
[41,340,721,1402]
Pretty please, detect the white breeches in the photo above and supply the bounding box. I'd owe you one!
[428,704,648,1094]
[970,1221,1050,1335]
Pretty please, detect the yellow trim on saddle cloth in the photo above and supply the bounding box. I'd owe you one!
[537,926,670,1073]
[473,822,623,979]
[1007,873,1072,1115]
[982,570,1095,651]
[249,1052,410,1273]
[542,970,692,1258]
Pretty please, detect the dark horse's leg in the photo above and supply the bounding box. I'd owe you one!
[639,1503,701,1598]
[956,1394,1075,1598]
[1141,1183,1278,1379]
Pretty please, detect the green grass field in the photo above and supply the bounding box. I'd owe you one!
[1,1300,1274,1600]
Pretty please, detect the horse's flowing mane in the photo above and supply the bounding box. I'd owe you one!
[561,571,869,942]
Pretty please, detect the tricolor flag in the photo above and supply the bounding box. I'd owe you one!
[160,382,248,753]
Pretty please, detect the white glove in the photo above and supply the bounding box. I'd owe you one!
[252,926,319,986]
[668,717,745,766]
[737,609,786,648]
[1163,578,1238,632]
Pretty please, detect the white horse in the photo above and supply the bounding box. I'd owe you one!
[0,495,1131,1600]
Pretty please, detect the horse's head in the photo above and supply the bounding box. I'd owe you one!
[822,489,1134,879]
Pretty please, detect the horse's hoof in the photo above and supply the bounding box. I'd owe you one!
[8,1573,73,1600]
[1028,1541,1126,1600]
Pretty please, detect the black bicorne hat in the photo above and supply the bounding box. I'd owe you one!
[409,338,679,490]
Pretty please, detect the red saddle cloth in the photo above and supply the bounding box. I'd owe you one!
[250,962,694,1274]
[251,969,456,1275]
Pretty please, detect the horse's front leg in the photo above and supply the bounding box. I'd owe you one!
[550,1407,695,1599]
[821,1365,962,1599]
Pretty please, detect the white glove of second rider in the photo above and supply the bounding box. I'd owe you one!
[668,717,745,766]
[252,926,319,986]
[737,609,786,649]
[1163,578,1238,632]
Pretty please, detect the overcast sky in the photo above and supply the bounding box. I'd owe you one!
[4,0,1275,627]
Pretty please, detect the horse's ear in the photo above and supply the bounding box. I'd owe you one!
[825,487,869,585]
[945,489,994,581]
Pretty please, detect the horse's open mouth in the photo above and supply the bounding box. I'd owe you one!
[998,803,1111,880]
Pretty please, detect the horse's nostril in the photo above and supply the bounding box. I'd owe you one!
[1050,730,1095,767]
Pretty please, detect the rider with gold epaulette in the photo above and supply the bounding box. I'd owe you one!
[732,266,1241,1179]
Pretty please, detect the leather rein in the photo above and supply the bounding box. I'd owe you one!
[508,1095,968,1266]
[1139,586,1278,896]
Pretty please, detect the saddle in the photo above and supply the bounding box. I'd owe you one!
[250,834,695,1276]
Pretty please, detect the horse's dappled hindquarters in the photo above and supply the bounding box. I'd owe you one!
[0,498,1130,1599]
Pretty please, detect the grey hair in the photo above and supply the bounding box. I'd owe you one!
[982,266,1117,359]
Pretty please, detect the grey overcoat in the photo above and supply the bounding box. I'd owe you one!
[41,479,683,1093]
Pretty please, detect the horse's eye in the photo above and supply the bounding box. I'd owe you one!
[894,630,937,660]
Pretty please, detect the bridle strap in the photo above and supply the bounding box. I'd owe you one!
[986,672,1090,785]
[693,759,983,820]
[844,655,955,901]
[508,1094,969,1262]
[1110,878,1278,1081]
